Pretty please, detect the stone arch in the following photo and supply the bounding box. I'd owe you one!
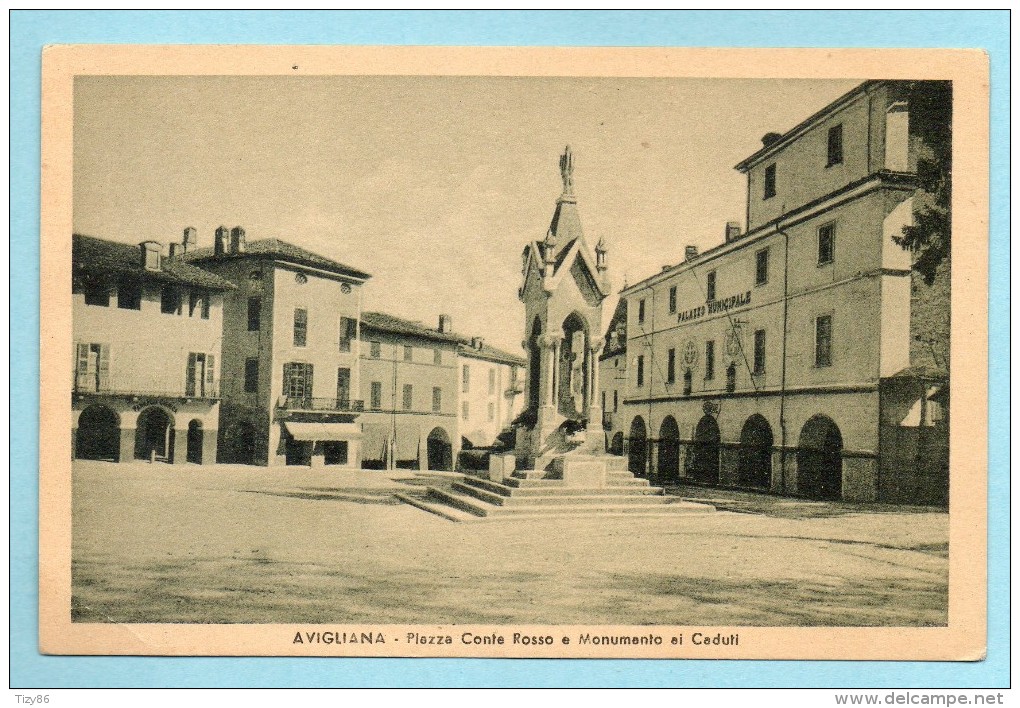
[657,415,681,482]
[739,414,774,489]
[76,404,120,461]
[186,419,204,464]
[610,431,624,456]
[797,415,844,500]
[559,311,590,418]
[426,426,453,471]
[688,414,721,485]
[135,405,175,462]
[527,316,543,412]
[628,416,647,477]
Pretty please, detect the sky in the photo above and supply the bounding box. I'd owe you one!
[73,75,860,354]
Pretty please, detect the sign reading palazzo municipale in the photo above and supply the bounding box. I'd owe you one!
[677,290,753,323]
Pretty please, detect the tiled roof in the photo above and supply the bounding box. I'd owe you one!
[186,238,371,281]
[459,341,526,366]
[72,234,235,291]
[360,311,462,344]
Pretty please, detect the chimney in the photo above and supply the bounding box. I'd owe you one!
[214,226,230,257]
[725,222,742,242]
[183,226,197,253]
[168,243,180,259]
[230,226,246,254]
[761,132,783,148]
[438,314,453,333]
[140,241,162,271]
[684,245,698,262]
[471,337,484,350]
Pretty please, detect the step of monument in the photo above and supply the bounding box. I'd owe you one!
[451,482,671,507]
[503,475,652,489]
[459,476,662,498]
[425,488,714,519]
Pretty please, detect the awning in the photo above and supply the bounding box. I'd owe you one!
[284,422,362,442]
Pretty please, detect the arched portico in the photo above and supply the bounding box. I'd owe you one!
[76,404,120,461]
[739,414,774,489]
[688,415,721,485]
[628,416,648,477]
[797,415,843,500]
[135,405,175,462]
[426,426,453,471]
[658,415,681,482]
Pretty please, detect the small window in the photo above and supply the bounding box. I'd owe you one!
[487,402,495,422]
[706,271,717,302]
[815,315,833,367]
[84,279,110,307]
[336,367,351,406]
[638,299,646,324]
[705,340,715,380]
[601,391,606,411]
[636,355,645,387]
[666,348,676,384]
[370,341,381,358]
[827,124,844,167]
[726,363,737,393]
[668,286,677,314]
[244,358,259,393]
[402,384,413,411]
[370,382,382,410]
[116,278,141,310]
[683,369,692,397]
[763,163,777,200]
[160,286,181,314]
[189,291,209,319]
[293,308,307,347]
[433,348,442,365]
[339,317,356,352]
[462,364,470,393]
[753,329,766,375]
[403,345,413,361]
[488,368,496,394]
[462,401,469,421]
[283,362,313,402]
[818,223,836,265]
[432,387,442,413]
[247,297,261,331]
[755,248,769,286]
[613,390,618,413]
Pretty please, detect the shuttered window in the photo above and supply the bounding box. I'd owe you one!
[283,362,314,402]
[75,342,111,392]
[293,308,308,347]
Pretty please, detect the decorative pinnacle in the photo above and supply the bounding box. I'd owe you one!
[559,145,574,197]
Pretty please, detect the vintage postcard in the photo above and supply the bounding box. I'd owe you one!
[39,45,988,660]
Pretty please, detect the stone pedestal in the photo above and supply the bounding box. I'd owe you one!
[488,453,516,482]
[560,455,609,488]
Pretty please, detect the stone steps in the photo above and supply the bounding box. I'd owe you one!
[465,476,655,496]
[451,481,668,507]
[425,487,714,520]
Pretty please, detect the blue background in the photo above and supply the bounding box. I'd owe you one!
[10,10,1009,688]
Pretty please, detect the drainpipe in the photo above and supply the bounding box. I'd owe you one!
[777,218,791,494]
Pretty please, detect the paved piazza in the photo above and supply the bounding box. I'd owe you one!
[71,461,948,626]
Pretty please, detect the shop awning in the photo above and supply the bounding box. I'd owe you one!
[284,422,362,442]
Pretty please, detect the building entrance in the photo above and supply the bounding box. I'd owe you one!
[135,406,174,462]
[186,420,203,464]
[657,416,681,482]
[76,404,120,461]
[689,415,721,484]
[739,414,774,489]
[628,416,647,477]
[797,415,843,500]
[426,427,453,471]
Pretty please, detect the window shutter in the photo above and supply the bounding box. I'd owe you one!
[282,363,293,399]
[97,344,111,391]
[305,363,313,401]
[75,343,90,390]
[206,354,216,392]
[186,353,197,396]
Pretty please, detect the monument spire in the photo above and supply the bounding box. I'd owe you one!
[559,145,575,201]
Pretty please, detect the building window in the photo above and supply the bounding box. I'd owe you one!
[370,381,382,410]
[432,387,442,412]
[336,367,351,406]
[636,355,645,387]
[763,163,777,200]
[706,270,717,302]
[283,362,313,402]
[189,291,210,319]
[403,345,413,361]
[638,299,646,324]
[668,286,677,314]
[726,363,737,392]
[613,390,618,413]
[666,348,676,384]
[185,353,208,397]
[293,308,308,347]
[462,364,470,393]
[462,401,469,421]
[433,348,442,365]
[815,315,833,367]
[370,341,381,358]
[755,248,769,286]
[339,317,356,352]
[247,297,261,331]
[74,342,110,392]
[244,358,259,393]
[818,223,836,265]
[402,383,413,411]
[683,369,692,397]
[83,279,110,307]
[705,340,715,380]
[601,390,606,411]
[487,402,495,422]
[826,124,844,167]
[753,329,766,375]
[488,368,496,394]
[117,278,142,310]
[160,286,181,314]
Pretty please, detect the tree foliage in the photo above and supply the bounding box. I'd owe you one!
[894,81,952,285]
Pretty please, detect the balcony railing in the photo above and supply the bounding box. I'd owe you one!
[72,382,220,400]
[277,396,365,412]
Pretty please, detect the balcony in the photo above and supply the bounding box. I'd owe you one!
[72,382,220,401]
[277,396,365,413]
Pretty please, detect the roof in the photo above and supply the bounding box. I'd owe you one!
[186,238,371,281]
[883,364,949,381]
[459,341,526,366]
[72,234,235,291]
[734,80,881,172]
[359,311,462,344]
